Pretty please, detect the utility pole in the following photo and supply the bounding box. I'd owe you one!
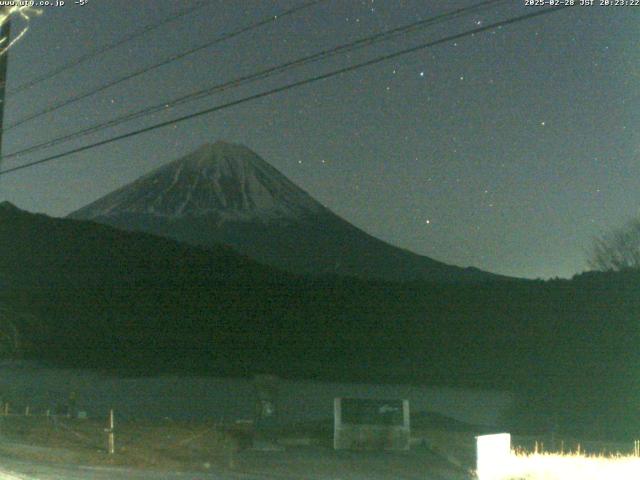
[0,15,10,164]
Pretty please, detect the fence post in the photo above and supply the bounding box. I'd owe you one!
[3,402,8,416]
[24,406,29,416]
[106,409,115,455]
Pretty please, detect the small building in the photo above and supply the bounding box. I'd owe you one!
[333,397,410,451]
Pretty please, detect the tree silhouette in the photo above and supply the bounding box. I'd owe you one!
[0,305,24,358]
[588,218,640,272]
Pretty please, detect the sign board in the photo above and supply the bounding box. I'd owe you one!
[476,433,512,480]
[334,397,410,451]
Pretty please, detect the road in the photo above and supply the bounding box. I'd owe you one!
[0,444,472,480]
[1,460,244,480]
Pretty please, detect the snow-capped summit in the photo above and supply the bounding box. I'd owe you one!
[71,141,324,222]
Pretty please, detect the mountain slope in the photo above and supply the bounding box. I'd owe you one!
[69,141,503,282]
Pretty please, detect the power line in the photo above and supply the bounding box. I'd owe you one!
[2,0,508,161]
[3,0,327,132]
[7,1,211,96]
[0,5,570,178]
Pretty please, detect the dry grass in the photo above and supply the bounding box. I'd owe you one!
[502,450,640,480]
[0,415,251,472]
[476,436,640,480]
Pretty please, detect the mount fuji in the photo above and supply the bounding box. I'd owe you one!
[69,141,501,282]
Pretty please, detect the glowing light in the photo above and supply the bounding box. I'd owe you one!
[476,433,513,480]
[0,6,42,55]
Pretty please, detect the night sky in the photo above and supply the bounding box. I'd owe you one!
[0,0,638,279]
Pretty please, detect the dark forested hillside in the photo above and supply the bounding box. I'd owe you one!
[2,202,639,439]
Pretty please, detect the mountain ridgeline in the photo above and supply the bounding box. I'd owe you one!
[69,141,503,283]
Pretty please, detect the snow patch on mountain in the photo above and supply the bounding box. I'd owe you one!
[72,141,325,223]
